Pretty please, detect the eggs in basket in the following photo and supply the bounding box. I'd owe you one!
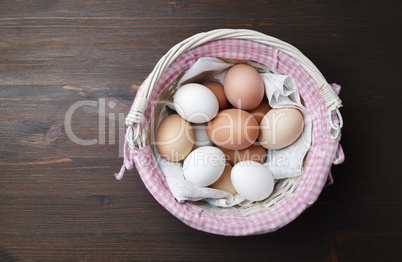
[155,64,304,202]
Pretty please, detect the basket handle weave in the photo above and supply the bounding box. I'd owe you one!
[125,29,343,148]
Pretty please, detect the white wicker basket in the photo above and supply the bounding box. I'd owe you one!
[118,29,344,236]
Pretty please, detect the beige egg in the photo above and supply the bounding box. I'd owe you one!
[202,81,229,111]
[206,109,259,150]
[258,108,304,150]
[221,144,267,165]
[155,114,194,162]
[224,64,265,110]
[247,98,271,124]
[209,162,237,195]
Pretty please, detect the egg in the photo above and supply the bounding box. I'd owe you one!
[224,64,265,110]
[247,98,271,124]
[192,123,213,149]
[221,144,267,165]
[155,114,194,162]
[183,146,226,187]
[209,162,237,195]
[231,161,274,201]
[202,81,229,111]
[206,109,259,150]
[258,107,304,150]
[174,83,219,123]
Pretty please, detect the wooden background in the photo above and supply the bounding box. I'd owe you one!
[1,0,401,261]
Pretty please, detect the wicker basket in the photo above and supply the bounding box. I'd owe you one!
[116,29,344,236]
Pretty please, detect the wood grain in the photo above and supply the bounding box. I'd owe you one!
[1,0,401,261]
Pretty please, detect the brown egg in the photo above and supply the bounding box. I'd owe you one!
[221,144,267,165]
[209,162,237,195]
[224,64,265,110]
[259,108,304,150]
[247,98,271,124]
[206,109,259,150]
[155,114,194,162]
[202,81,229,111]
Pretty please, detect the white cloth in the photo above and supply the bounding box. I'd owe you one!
[153,57,312,207]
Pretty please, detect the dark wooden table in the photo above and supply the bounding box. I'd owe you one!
[1,0,401,261]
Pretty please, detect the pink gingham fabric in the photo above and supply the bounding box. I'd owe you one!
[127,39,344,236]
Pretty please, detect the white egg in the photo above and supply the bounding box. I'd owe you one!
[183,146,226,187]
[192,123,214,149]
[231,161,274,201]
[174,83,219,123]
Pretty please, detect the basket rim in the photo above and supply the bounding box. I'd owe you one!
[125,29,342,134]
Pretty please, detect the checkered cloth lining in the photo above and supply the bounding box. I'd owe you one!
[129,39,344,236]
